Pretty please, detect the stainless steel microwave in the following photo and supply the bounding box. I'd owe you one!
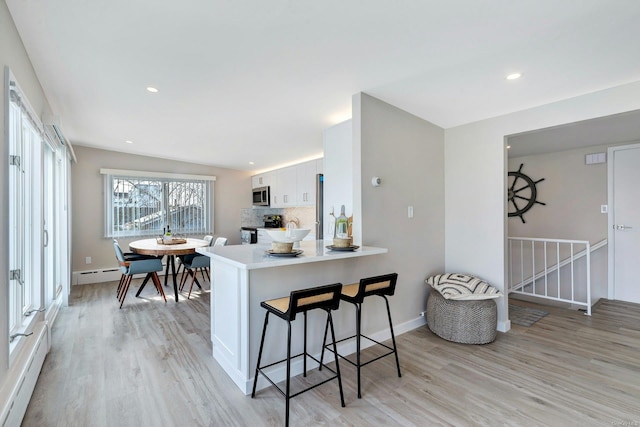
[252,186,270,206]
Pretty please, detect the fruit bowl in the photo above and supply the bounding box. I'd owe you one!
[265,228,311,242]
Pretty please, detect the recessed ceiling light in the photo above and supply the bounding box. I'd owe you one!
[506,145,511,149]
[125,140,134,144]
[146,86,159,93]
[249,161,255,165]
[506,73,522,80]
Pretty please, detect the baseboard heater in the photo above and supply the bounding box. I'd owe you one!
[73,266,170,285]
[0,323,48,426]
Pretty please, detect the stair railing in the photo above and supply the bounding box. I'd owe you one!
[507,237,605,316]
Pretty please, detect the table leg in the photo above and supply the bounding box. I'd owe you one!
[163,255,171,288]
[170,255,178,302]
[135,273,152,297]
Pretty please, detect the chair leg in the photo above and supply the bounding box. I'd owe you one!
[303,312,308,377]
[252,311,270,398]
[187,270,197,299]
[151,272,167,302]
[119,275,133,309]
[318,314,330,371]
[204,266,210,281]
[179,267,189,291]
[117,274,131,302]
[328,310,346,408]
[355,302,362,399]
[383,295,402,378]
[285,321,292,427]
[116,274,125,298]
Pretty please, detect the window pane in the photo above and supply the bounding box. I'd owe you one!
[107,175,211,237]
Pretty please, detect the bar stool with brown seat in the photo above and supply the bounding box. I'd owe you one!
[320,272,401,398]
[251,283,345,427]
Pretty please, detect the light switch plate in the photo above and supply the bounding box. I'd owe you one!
[600,205,608,214]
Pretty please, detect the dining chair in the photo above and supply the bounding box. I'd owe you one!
[113,241,167,308]
[176,234,215,278]
[179,236,227,298]
[113,239,160,299]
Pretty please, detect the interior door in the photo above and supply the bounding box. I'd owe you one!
[612,144,640,303]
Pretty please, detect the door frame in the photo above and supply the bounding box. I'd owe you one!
[607,142,640,300]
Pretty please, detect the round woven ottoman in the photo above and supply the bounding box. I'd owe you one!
[426,290,497,344]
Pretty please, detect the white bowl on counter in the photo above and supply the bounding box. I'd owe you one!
[265,228,311,242]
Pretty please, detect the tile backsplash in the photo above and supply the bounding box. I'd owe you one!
[241,207,316,231]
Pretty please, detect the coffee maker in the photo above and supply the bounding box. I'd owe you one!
[263,215,282,228]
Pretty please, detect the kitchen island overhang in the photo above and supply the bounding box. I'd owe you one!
[197,240,389,395]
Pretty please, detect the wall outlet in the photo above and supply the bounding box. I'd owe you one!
[408,206,414,218]
[420,311,426,317]
[85,256,92,265]
[600,205,608,214]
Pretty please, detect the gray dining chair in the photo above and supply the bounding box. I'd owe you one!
[179,236,227,298]
[113,240,166,308]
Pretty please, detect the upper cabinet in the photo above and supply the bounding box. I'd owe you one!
[254,158,323,208]
[251,172,273,189]
[297,160,318,206]
[272,165,298,207]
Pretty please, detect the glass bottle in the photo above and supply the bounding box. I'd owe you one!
[336,205,349,239]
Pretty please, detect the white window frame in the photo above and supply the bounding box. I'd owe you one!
[100,168,216,238]
[6,69,43,354]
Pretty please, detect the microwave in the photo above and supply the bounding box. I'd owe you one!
[252,186,270,206]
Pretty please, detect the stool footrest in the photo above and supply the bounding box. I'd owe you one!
[256,352,341,399]
[324,334,396,368]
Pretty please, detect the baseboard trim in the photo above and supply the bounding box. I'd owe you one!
[0,323,48,426]
[72,266,171,285]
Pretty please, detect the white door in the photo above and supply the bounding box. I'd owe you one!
[611,144,640,303]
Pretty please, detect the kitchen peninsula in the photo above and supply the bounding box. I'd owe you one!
[197,240,388,394]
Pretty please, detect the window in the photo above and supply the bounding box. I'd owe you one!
[101,169,216,238]
[7,71,42,339]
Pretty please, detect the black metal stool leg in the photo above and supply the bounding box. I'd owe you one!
[355,302,362,399]
[328,310,346,407]
[285,321,292,427]
[303,312,308,377]
[383,295,402,378]
[251,311,270,398]
[318,313,330,371]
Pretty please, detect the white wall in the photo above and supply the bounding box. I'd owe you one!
[71,146,252,273]
[508,145,612,242]
[322,120,353,239]
[445,80,640,331]
[0,0,53,386]
[355,93,445,327]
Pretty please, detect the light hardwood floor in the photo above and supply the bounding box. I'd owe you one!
[23,278,640,427]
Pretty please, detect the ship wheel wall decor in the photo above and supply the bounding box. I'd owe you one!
[508,163,546,223]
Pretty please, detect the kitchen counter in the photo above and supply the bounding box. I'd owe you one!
[197,240,388,394]
[198,239,386,270]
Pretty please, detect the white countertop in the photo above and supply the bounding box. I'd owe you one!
[197,240,387,270]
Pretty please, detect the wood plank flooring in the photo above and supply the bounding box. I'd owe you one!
[22,279,640,427]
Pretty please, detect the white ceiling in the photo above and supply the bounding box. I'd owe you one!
[507,109,640,158]
[7,0,640,172]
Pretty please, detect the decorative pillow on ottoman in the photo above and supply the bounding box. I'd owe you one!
[426,273,502,300]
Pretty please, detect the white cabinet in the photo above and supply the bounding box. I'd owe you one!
[251,172,273,189]
[272,166,298,207]
[297,160,317,206]
[254,158,323,207]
